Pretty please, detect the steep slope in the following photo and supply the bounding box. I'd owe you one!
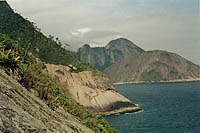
[0,33,118,132]
[105,50,200,83]
[77,38,144,71]
[0,0,141,126]
[0,69,93,133]
[0,1,91,71]
[45,64,141,114]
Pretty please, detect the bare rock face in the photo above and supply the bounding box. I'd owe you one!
[104,50,200,83]
[0,69,93,133]
[45,64,139,114]
[77,38,144,71]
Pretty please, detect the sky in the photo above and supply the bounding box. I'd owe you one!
[6,0,200,65]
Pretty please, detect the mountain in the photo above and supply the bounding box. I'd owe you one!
[104,50,200,83]
[77,38,144,71]
[77,34,200,84]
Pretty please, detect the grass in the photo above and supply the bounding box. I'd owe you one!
[0,33,118,133]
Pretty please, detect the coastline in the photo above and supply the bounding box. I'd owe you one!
[98,106,142,116]
[114,78,200,85]
[101,79,200,115]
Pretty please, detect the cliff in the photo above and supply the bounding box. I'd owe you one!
[77,38,144,71]
[0,69,93,133]
[104,50,200,83]
[45,64,141,115]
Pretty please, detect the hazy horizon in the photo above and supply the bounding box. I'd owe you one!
[6,0,200,65]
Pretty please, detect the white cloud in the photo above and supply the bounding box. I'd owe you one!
[71,32,80,36]
[71,27,93,36]
[76,28,93,34]
[6,0,200,65]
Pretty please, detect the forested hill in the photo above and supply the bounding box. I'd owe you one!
[0,1,92,71]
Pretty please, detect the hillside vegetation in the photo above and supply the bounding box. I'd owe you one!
[0,33,117,133]
[0,1,102,76]
[0,1,116,132]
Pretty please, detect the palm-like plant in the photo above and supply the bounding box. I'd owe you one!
[0,35,21,74]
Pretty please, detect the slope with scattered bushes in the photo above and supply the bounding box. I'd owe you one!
[0,33,117,133]
[0,1,98,73]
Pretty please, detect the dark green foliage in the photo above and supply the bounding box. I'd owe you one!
[0,1,74,65]
[55,69,64,75]
[0,34,117,133]
[0,2,115,131]
[141,70,161,81]
[0,33,27,74]
[0,1,101,75]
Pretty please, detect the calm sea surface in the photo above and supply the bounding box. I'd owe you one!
[104,82,200,133]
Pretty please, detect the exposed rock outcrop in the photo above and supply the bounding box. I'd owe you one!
[0,69,93,133]
[104,50,200,83]
[78,37,200,84]
[45,64,140,114]
[77,38,144,71]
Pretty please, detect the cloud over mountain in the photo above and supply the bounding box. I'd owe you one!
[7,0,200,64]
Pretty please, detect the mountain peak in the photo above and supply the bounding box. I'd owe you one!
[81,44,91,48]
[78,38,144,71]
[105,38,144,52]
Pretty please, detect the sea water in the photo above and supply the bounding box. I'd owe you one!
[104,82,200,133]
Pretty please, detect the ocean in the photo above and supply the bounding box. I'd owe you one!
[104,82,200,133]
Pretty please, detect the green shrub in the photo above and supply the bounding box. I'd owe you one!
[55,69,64,75]
[0,35,18,68]
[0,33,118,133]
[141,70,161,81]
[0,3,101,75]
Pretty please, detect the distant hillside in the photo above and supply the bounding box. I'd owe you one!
[77,38,144,71]
[104,50,200,83]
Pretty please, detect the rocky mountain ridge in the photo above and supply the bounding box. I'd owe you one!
[77,37,200,84]
[104,50,200,83]
[77,38,144,71]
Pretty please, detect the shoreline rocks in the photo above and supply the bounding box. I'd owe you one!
[114,78,200,85]
[45,64,141,115]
